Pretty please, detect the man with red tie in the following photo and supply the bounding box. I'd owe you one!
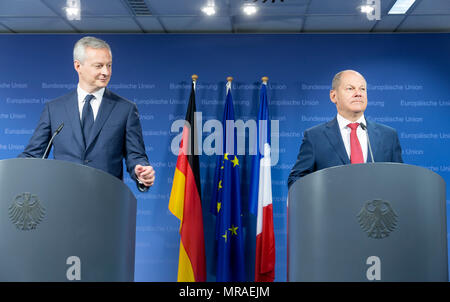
[288,70,403,188]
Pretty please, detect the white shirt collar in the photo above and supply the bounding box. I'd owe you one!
[77,85,105,103]
[336,113,366,130]
[77,85,105,120]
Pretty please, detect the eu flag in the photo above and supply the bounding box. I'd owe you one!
[210,79,245,281]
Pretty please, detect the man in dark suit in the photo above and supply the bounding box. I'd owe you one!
[288,70,403,188]
[19,36,155,191]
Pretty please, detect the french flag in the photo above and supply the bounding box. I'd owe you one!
[249,78,275,282]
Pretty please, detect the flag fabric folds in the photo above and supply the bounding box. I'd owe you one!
[249,80,276,282]
[169,80,206,282]
[210,80,245,281]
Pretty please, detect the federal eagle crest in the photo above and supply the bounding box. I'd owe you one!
[357,199,397,239]
[9,192,46,231]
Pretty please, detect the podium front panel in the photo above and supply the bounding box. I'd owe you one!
[288,163,448,282]
[0,159,137,281]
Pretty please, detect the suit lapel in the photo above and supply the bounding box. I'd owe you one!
[324,117,350,165]
[64,91,85,150]
[365,120,380,162]
[85,89,116,150]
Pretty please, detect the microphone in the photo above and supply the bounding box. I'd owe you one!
[360,123,374,163]
[42,123,64,159]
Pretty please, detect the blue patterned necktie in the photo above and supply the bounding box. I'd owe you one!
[81,94,95,147]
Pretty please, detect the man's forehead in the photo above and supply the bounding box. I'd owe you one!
[85,47,111,57]
[340,72,366,86]
[84,48,112,63]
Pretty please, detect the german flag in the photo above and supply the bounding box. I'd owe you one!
[168,75,206,282]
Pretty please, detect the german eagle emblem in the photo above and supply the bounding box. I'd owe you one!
[9,192,46,231]
[357,199,397,239]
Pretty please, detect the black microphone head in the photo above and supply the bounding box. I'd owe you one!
[360,122,367,130]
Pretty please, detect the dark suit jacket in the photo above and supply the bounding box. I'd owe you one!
[287,117,403,188]
[19,89,149,189]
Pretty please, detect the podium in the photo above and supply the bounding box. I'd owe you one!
[0,158,137,281]
[288,163,448,281]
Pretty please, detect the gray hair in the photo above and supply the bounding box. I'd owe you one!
[331,70,365,90]
[73,36,111,63]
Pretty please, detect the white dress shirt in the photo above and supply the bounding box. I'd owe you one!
[77,85,105,121]
[336,114,368,163]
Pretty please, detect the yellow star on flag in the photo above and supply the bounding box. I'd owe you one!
[231,156,239,167]
[228,225,238,236]
[217,202,221,213]
[222,230,228,243]
[218,180,222,190]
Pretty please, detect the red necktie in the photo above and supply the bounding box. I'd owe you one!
[347,123,364,164]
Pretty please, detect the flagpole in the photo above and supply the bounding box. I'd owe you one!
[192,74,198,90]
[225,76,233,156]
[226,76,233,91]
[261,76,268,85]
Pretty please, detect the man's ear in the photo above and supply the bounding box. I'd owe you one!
[330,89,337,104]
[74,60,81,73]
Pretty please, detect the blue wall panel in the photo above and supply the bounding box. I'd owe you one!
[0,33,449,281]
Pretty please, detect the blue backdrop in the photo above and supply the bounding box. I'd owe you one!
[0,33,449,281]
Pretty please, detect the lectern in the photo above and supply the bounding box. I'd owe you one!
[0,158,137,281]
[288,163,448,281]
